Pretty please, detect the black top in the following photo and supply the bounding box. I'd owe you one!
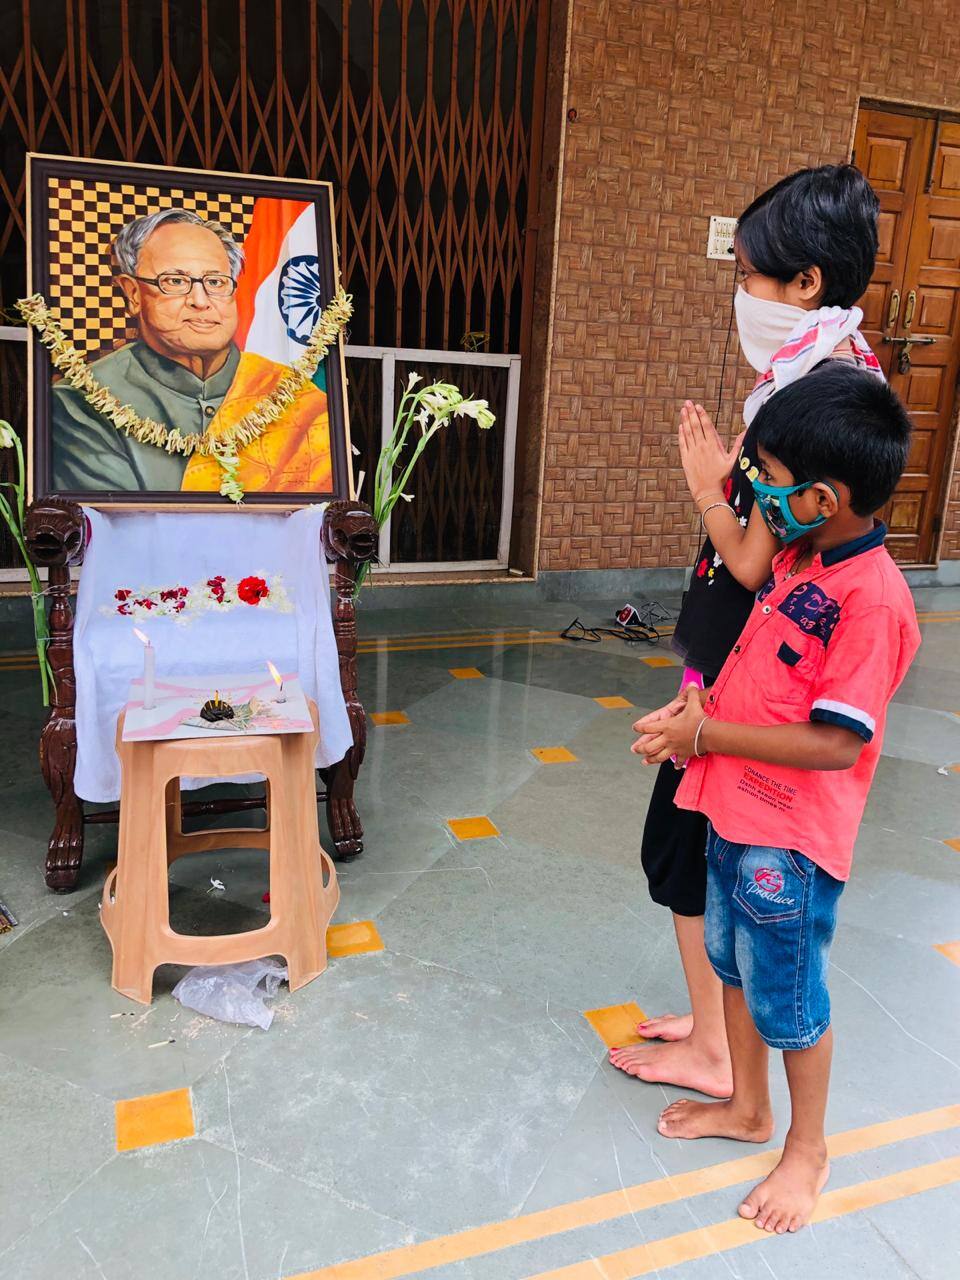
[671,418,762,679]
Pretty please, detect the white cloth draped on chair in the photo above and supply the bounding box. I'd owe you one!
[73,504,353,802]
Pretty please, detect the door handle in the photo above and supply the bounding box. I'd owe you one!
[903,289,917,329]
[886,289,900,331]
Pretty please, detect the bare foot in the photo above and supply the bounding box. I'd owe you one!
[656,1098,773,1142]
[738,1141,830,1233]
[609,1040,733,1099]
[636,1012,694,1041]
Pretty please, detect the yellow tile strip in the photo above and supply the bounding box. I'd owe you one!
[355,630,683,656]
[370,711,410,725]
[449,667,485,679]
[6,610,958,671]
[358,637,568,655]
[364,629,547,645]
[448,816,501,841]
[352,613,956,654]
[289,1104,960,1280]
[641,656,677,668]
[115,1087,195,1152]
[594,696,634,709]
[583,1002,647,1048]
[532,747,578,764]
[358,634,570,655]
[327,921,384,958]
[943,838,960,853]
[934,941,960,966]
[524,1156,960,1279]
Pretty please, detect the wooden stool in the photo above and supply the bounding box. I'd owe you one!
[101,700,339,1004]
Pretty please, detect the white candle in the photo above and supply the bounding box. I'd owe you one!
[134,628,156,709]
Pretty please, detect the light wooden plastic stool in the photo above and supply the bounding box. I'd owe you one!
[101,700,339,1004]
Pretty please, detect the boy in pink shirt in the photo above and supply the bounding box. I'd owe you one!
[633,363,920,1233]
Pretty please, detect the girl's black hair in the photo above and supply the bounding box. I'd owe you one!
[737,165,879,308]
[753,363,911,516]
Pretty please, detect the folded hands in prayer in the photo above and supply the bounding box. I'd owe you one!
[678,400,745,503]
[632,685,708,768]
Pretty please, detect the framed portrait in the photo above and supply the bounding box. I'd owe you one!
[25,153,353,506]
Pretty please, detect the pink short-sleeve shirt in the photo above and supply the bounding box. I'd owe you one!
[675,523,921,881]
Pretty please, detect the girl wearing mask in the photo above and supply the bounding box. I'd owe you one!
[611,165,883,1097]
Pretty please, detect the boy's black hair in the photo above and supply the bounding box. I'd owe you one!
[753,363,911,516]
[737,165,879,308]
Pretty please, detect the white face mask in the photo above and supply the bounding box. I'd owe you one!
[733,285,809,372]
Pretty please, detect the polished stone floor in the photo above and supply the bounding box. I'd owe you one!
[1,589,959,1279]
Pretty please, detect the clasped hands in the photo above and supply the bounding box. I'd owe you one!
[632,684,708,768]
[678,400,745,503]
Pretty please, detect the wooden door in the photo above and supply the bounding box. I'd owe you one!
[855,108,960,564]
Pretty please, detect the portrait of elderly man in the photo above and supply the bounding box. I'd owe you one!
[50,207,333,494]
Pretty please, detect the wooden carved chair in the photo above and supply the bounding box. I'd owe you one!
[24,496,378,893]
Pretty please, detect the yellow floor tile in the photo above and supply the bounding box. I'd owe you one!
[449,667,485,679]
[370,711,410,726]
[327,919,385,958]
[944,838,960,853]
[448,816,500,841]
[642,656,677,668]
[934,941,960,967]
[115,1088,195,1153]
[532,746,578,764]
[583,1001,648,1049]
[594,695,634,709]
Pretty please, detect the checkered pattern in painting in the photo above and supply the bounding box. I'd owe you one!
[46,177,255,359]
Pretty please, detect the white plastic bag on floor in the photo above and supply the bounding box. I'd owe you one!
[172,958,288,1030]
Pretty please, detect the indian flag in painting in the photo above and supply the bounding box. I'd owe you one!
[234,199,328,391]
[180,196,334,496]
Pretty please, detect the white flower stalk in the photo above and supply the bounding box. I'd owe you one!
[355,376,496,594]
[0,418,55,704]
[455,398,496,429]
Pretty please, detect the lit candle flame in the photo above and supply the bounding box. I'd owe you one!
[266,660,286,701]
[133,627,151,646]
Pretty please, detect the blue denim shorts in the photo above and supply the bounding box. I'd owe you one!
[704,826,844,1051]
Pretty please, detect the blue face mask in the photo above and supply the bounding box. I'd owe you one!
[751,477,839,544]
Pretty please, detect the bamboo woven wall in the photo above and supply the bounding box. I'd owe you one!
[539,0,960,571]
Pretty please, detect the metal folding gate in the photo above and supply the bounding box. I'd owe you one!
[0,1,549,569]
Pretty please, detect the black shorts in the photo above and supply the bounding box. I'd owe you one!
[640,759,709,917]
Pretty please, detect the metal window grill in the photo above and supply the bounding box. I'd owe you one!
[0,0,544,355]
[0,0,545,570]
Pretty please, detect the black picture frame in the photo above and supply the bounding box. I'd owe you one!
[26,153,353,507]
